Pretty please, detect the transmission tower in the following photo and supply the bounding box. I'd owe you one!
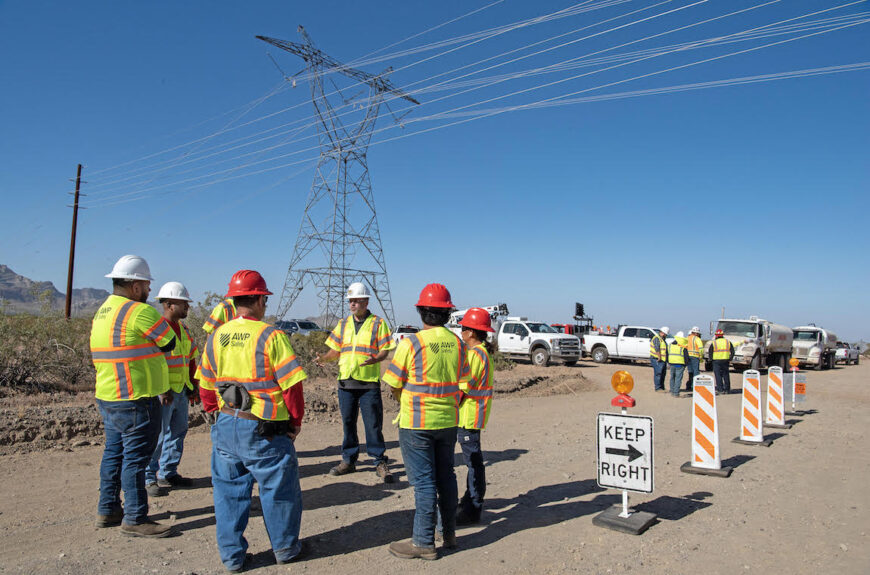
[257,28,418,328]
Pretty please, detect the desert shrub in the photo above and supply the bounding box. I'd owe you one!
[0,295,94,393]
[491,349,514,371]
[288,331,337,379]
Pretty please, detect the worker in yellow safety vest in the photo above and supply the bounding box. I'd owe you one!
[202,290,237,334]
[686,326,704,392]
[198,270,308,572]
[650,326,670,392]
[384,283,471,560]
[315,281,396,483]
[667,331,689,397]
[455,307,495,526]
[711,328,734,394]
[145,281,200,497]
[91,255,177,538]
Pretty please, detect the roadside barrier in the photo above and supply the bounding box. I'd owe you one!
[765,366,791,429]
[733,370,772,446]
[681,375,732,477]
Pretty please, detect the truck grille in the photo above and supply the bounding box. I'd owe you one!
[559,340,580,352]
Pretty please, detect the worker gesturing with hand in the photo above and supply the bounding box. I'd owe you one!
[316,282,396,482]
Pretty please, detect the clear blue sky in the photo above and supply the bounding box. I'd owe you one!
[1,1,868,339]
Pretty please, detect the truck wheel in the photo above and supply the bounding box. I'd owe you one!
[815,356,824,371]
[750,353,761,371]
[531,348,550,367]
[856,355,860,365]
[592,346,609,364]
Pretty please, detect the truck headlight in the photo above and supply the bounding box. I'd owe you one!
[551,339,560,348]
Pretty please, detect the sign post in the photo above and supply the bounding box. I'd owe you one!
[593,371,657,535]
[784,358,808,415]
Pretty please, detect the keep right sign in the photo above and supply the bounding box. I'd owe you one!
[597,412,654,493]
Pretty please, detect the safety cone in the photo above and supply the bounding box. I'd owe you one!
[732,370,773,446]
[681,375,732,477]
[765,366,792,429]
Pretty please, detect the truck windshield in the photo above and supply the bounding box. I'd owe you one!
[298,322,321,330]
[793,331,819,342]
[527,323,558,333]
[718,321,759,338]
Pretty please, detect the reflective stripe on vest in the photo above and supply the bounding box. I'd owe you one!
[668,342,686,365]
[90,295,170,401]
[404,330,465,429]
[333,314,389,382]
[712,337,731,361]
[460,345,493,430]
[687,334,704,358]
[164,323,197,392]
[650,334,663,360]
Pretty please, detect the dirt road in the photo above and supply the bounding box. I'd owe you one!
[1,361,868,574]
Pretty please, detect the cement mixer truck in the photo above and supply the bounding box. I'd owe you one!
[705,316,793,372]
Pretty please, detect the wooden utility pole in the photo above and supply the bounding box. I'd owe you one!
[64,164,82,319]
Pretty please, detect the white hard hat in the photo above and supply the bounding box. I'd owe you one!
[660,326,670,335]
[105,255,153,281]
[676,331,685,338]
[346,281,370,300]
[157,281,193,302]
[691,326,701,334]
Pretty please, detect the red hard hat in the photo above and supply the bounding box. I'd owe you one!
[226,270,273,297]
[415,283,454,308]
[715,329,724,337]
[460,307,494,332]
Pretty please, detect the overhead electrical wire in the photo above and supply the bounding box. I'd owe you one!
[83,1,869,207]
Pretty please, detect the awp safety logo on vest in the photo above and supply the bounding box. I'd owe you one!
[428,341,456,354]
[219,332,251,347]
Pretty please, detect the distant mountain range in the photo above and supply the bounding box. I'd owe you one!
[0,264,109,316]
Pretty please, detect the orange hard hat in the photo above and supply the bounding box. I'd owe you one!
[226,270,273,297]
[715,329,724,337]
[460,307,494,332]
[415,283,454,308]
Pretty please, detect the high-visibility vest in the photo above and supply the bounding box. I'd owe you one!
[90,295,174,401]
[712,337,732,361]
[203,298,236,334]
[165,321,199,393]
[325,313,395,382]
[459,343,493,430]
[199,318,307,420]
[650,334,664,360]
[383,326,471,430]
[687,334,704,359]
[668,341,686,365]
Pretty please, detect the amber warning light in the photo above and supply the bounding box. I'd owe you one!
[611,370,636,408]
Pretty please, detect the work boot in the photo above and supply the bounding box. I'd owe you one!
[441,532,457,550]
[95,509,124,528]
[388,540,437,560]
[226,552,253,573]
[146,482,166,497]
[276,540,309,564]
[328,461,355,476]
[455,507,480,526]
[157,474,193,488]
[375,461,394,483]
[120,520,176,538]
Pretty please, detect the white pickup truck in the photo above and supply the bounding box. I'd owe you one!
[497,317,581,367]
[581,325,658,363]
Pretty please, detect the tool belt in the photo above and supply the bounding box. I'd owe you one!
[219,406,292,439]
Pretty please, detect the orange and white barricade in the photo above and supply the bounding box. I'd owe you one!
[681,375,732,477]
[732,369,772,446]
[765,367,791,429]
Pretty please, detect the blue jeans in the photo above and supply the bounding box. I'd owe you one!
[146,389,189,484]
[713,360,731,393]
[687,357,700,390]
[399,427,458,548]
[96,397,161,524]
[458,428,486,516]
[650,358,666,391]
[338,386,386,464]
[211,413,303,570]
[669,364,685,395]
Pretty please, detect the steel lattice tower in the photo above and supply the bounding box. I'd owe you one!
[258,28,418,328]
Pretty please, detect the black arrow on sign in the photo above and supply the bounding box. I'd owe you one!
[605,443,643,462]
